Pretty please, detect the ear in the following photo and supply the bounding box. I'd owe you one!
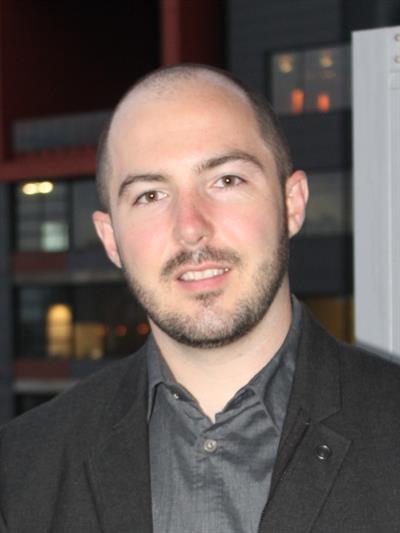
[285,170,309,238]
[92,211,122,268]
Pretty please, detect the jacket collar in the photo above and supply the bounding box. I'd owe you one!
[261,305,350,533]
[85,344,153,533]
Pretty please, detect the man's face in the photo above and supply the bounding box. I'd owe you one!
[94,80,306,348]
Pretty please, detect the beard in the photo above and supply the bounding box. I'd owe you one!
[120,223,289,349]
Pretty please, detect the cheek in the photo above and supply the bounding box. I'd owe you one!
[117,220,170,274]
[217,203,280,248]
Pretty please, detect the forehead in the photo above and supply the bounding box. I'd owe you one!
[107,78,271,179]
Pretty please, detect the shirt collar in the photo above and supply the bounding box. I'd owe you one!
[237,295,301,429]
[146,296,302,422]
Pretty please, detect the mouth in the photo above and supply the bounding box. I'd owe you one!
[175,264,232,293]
[179,267,230,282]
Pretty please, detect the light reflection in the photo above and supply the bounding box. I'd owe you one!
[47,303,73,358]
[278,54,294,74]
[116,324,128,337]
[291,89,304,114]
[317,93,331,113]
[319,51,333,68]
[137,322,150,336]
[22,181,54,195]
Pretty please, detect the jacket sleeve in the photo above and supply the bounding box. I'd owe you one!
[0,510,8,533]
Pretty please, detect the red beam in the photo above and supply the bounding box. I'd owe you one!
[161,0,181,65]
[0,145,96,181]
[14,359,69,379]
[160,0,223,66]
[12,252,67,273]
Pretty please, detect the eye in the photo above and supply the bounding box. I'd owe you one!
[135,190,167,205]
[214,175,244,188]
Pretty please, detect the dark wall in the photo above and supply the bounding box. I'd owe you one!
[0,184,14,421]
[226,0,344,92]
[0,0,160,120]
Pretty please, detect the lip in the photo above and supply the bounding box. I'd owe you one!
[175,263,231,281]
[175,264,232,292]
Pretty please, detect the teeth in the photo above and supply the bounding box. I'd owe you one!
[180,268,228,281]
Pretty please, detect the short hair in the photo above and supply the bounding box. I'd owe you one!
[96,64,293,211]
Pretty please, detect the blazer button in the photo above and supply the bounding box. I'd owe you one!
[315,444,332,461]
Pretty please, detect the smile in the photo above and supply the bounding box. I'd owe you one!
[179,268,229,281]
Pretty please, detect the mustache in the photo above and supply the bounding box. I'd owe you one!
[161,246,241,278]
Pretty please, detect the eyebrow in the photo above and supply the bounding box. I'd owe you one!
[118,173,167,202]
[117,150,265,202]
[195,150,265,174]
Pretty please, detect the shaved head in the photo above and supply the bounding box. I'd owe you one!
[96,64,292,211]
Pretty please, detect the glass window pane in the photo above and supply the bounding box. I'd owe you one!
[41,221,69,251]
[15,181,69,252]
[271,51,304,115]
[270,44,350,115]
[16,287,72,358]
[304,45,351,113]
[72,179,101,250]
[73,285,148,358]
[301,171,352,236]
[15,284,148,360]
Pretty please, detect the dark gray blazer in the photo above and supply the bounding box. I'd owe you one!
[1,306,400,532]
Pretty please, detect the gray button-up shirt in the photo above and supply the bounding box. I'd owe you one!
[148,298,301,533]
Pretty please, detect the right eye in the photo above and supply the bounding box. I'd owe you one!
[135,190,167,205]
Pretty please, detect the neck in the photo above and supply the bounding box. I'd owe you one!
[150,284,292,421]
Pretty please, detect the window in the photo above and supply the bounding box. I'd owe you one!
[15,181,69,252]
[271,44,350,115]
[15,284,149,360]
[301,170,352,236]
[14,177,101,252]
[72,180,102,250]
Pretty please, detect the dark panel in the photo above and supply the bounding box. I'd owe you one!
[0,183,15,420]
[227,0,344,90]
[344,0,400,32]
[289,235,353,296]
[280,111,352,170]
[1,0,160,121]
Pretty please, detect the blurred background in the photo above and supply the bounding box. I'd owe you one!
[0,0,399,421]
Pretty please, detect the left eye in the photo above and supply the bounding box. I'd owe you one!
[214,175,243,188]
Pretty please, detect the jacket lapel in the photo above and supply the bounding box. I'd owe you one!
[259,307,351,533]
[86,347,153,533]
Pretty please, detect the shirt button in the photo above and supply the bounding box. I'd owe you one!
[203,439,217,453]
[172,392,180,400]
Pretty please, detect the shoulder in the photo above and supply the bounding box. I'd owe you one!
[301,304,400,425]
[301,301,400,388]
[298,302,400,414]
[337,338,400,410]
[0,346,148,456]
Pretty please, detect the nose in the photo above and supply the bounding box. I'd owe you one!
[172,194,214,247]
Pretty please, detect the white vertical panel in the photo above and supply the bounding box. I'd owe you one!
[353,26,400,358]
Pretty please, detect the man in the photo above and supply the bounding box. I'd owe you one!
[1,64,400,533]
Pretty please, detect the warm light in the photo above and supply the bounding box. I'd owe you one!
[38,181,54,194]
[96,324,107,336]
[137,322,150,336]
[75,322,105,359]
[291,89,304,114]
[22,181,54,195]
[278,54,294,74]
[317,93,331,113]
[319,51,333,68]
[116,324,128,337]
[22,183,39,195]
[47,303,73,358]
